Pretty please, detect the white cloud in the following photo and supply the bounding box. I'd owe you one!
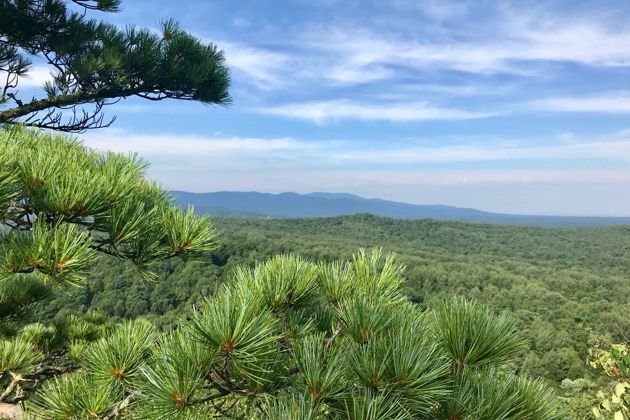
[256,99,496,123]
[397,83,512,97]
[324,65,394,86]
[10,65,55,88]
[332,139,630,164]
[531,92,630,113]
[307,20,630,81]
[199,6,630,94]
[82,129,630,169]
[220,42,289,89]
[253,8,630,89]
[84,130,310,157]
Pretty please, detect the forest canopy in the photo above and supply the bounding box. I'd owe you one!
[34,211,630,418]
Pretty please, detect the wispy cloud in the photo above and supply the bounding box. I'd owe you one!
[531,91,630,113]
[220,41,289,89]
[333,139,630,164]
[256,99,496,123]
[84,130,311,157]
[83,128,630,167]
[218,5,630,91]
[304,20,630,84]
[12,65,55,88]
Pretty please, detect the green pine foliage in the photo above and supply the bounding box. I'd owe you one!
[433,297,528,367]
[26,372,123,419]
[23,250,566,419]
[0,126,217,407]
[0,337,42,375]
[0,126,217,281]
[80,320,158,390]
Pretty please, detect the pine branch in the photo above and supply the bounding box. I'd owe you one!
[192,389,231,405]
[69,0,121,11]
[325,323,342,350]
[0,374,20,402]
[102,391,136,420]
[0,89,123,124]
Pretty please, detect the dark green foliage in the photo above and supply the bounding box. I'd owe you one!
[43,214,630,386]
[0,0,230,132]
[0,274,50,320]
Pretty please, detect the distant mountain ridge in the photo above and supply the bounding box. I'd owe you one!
[171,190,630,227]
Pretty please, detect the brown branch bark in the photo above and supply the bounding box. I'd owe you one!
[0,92,96,122]
[0,88,131,123]
[325,323,342,350]
[0,375,20,402]
[102,392,136,420]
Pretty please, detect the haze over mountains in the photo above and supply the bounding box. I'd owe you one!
[172,191,630,227]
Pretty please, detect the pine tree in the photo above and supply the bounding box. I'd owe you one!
[0,127,218,418]
[0,0,230,132]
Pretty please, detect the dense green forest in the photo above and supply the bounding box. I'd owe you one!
[42,214,630,387]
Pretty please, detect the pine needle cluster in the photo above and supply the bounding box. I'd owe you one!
[0,127,217,408]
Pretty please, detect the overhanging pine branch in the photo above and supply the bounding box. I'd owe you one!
[0,90,118,123]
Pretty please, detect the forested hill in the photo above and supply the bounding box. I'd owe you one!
[172,190,630,226]
[214,214,630,270]
[44,214,630,388]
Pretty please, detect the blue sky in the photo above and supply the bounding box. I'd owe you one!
[19,0,630,216]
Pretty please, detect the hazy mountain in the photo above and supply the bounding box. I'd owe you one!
[171,191,630,226]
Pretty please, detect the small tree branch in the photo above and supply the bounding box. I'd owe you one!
[0,91,96,122]
[0,374,20,402]
[102,391,136,420]
[325,323,342,350]
[192,389,231,404]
